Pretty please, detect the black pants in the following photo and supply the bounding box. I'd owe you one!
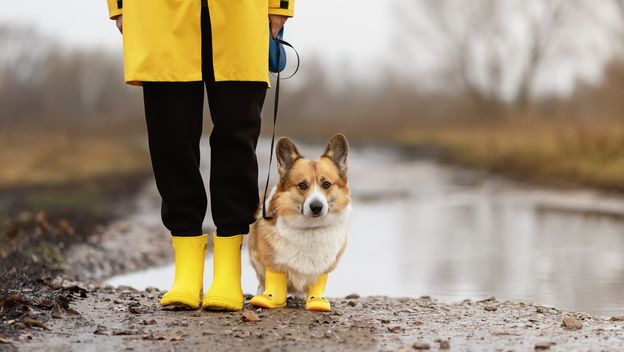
[142,6,267,237]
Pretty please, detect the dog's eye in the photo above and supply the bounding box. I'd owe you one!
[322,181,332,189]
[297,182,308,191]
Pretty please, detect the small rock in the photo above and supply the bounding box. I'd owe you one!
[387,326,403,333]
[536,306,547,314]
[610,316,624,322]
[562,316,582,330]
[439,340,450,349]
[93,327,109,335]
[22,320,49,330]
[484,305,498,312]
[129,305,149,314]
[412,342,430,350]
[535,341,554,350]
[345,293,360,300]
[142,319,157,325]
[347,301,357,307]
[48,276,63,289]
[18,332,33,341]
[112,329,139,336]
[242,310,261,322]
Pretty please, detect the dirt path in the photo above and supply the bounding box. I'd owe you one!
[4,281,623,352]
[3,142,624,351]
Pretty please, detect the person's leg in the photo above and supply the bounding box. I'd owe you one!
[207,81,267,236]
[143,81,207,236]
[199,4,267,311]
[143,81,208,309]
[201,80,266,311]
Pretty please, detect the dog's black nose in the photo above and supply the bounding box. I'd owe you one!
[309,201,324,215]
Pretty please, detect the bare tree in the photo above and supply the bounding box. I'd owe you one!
[396,0,603,116]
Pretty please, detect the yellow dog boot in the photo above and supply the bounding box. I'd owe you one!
[160,234,207,309]
[202,234,244,311]
[249,269,288,309]
[306,273,331,312]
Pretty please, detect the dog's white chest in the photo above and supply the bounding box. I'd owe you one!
[273,219,349,276]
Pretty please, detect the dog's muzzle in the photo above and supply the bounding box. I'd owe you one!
[309,200,324,217]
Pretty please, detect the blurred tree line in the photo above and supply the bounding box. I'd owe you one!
[0,25,141,129]
[386,0,624,120]
[1,0,624,133]
[279,0,624,135]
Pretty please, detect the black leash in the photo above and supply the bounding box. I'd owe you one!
[261,37,299,221]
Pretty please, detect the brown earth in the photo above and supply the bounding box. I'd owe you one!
[4,283,624,351]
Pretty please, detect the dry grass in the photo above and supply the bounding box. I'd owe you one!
[0,124,150,191]
[394,117,624,191]
[7,116,619,194]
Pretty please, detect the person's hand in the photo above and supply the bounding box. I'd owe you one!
[269,14,288,39]
[115,15,123,34]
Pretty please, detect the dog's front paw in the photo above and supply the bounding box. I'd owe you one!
[249,293,287,309]
[305,295,331,312]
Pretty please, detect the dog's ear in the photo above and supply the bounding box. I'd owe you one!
[276,137,302,177]
[322,133,349,177]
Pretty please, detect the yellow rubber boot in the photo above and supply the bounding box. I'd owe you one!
[306,273,331,312]
[249,269,288,309]
[160,234,207,309]
[202,234,244,311]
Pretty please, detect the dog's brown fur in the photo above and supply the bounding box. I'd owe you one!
[249,134,352,293]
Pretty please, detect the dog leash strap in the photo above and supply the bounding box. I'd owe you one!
[261,64,279,220]
[262,37,299,221]
[272,38,300,79]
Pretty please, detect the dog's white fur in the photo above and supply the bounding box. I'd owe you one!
[252,185,352,293]
[249,134,352,295]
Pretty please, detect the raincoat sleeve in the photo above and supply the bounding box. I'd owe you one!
[107,0,123,19]
[268,0,295,17]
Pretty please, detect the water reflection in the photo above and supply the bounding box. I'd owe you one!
[106,140,624,316]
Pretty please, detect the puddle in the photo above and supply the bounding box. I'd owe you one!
[106,138,624,317]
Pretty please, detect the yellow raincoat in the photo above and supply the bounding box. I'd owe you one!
[106,0,295,85]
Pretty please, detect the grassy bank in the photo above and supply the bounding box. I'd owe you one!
[0,124,150,191]
[391,118,624,191]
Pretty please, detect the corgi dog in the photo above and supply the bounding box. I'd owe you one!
[248,134,352,312]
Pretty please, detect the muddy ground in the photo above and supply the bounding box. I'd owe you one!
[2,173,624,351]
[4,282,624,351]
